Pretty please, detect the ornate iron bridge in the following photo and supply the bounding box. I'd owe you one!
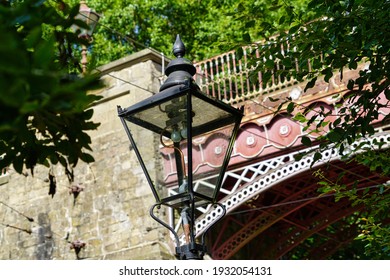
[161,46,390,259]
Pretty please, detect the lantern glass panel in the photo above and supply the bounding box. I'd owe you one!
[125,88,236,137]
[121,85,240,208]
[73,10,99,37]
[123,118,167,203]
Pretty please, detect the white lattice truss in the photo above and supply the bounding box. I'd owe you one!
[168,128,390,245]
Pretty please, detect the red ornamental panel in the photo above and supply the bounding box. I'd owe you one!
[267,115,302,148]
[235,123,267,158]
[203,132,230,167]
[378,91,390,121]
[160,143,203,183]
[180,142,203,175]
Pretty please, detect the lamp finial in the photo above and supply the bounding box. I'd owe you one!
[173,34,186,58]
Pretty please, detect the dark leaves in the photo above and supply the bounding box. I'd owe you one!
[304,77,317,91]
[301,136,312,147]
[0,0,103,174]
[327,127,345,143]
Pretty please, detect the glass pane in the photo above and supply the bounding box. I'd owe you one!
[191,95,236,136]
[125,95,188,137]
[124,119,173,203]
[192,126,235,199]
[123,91,240,206]
[125,93,236,139]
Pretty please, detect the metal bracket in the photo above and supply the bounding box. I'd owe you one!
[150,202,226,260]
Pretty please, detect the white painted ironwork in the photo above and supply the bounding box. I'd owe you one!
[168,130,390,245]
[194,46,299,105]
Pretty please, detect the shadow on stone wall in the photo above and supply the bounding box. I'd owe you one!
[35,213,54,260]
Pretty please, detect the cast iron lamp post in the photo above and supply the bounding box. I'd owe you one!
[117,35,243,259]
[73,1,100,73]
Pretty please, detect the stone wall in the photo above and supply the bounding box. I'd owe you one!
[0,50,175,260]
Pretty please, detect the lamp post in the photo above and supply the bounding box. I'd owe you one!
[73,1,100,73]
[117,35,243,259]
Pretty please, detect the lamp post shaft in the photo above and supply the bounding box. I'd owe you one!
[81,44,88,74]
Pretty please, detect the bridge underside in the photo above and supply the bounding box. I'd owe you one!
[207,159,390,260]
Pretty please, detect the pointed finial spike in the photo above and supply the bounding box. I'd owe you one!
[173,34,186,58]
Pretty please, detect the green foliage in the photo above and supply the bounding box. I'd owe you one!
[0,0,103,174]
[356,216,390,259]
[314,168,390,259]
[2,0,386,258]
[64,0,310,65]
[232,0,390,259]
[242,0,389,156]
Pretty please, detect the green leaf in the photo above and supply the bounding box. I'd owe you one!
[269,5,282,11]
[313,151,322,162]
[321,121,330,127]
[262,71,272,85]
[83,109,94,120]
[265,59,274,69]
[13,156,24,174]
[349,60,358,69]
[20,101,41,114]
[282,57,292,68]
[293,112,307,123]
[249,74,258,84]
[294,153,304,161]
[312,58,322,69]
[334,114,343,127]
[305,77,317,91]
[242,32,251,43]
[287,102,295,113]
[321,68,333,82]
[245,20,255,28]
[289,24,301,34]
[80,153,95,163]
[279,16,286,25]
[327,127,344,143]
[236,47,244,60]
[301,136,312,147]
[25,26,42,49]
[347,79,355,90]
[261,22,273,30]
[33,38,56,70]
[268,96,280,102]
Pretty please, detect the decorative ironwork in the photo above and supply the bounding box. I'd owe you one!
[164,41,390,258]
[167,131,390,254]
[193,46,351,106]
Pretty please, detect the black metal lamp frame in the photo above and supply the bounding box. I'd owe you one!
[118,35,243,260]
[150,202,226,260]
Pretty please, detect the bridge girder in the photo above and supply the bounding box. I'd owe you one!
[207,157,389,259]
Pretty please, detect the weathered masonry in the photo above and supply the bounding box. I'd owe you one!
[0,49,174,260]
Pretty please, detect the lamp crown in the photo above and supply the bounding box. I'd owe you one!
[159,35,196,92]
